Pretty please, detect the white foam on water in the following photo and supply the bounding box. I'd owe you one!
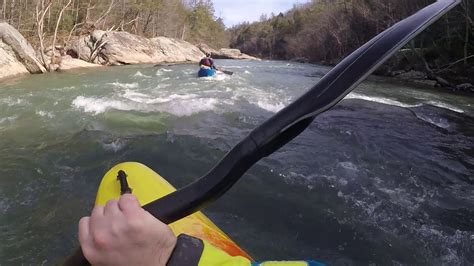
[133,71,151,78]
[203,73,228,81]
[0,97,27,107]
[346,93,422,108]
[162,68,173,72]
[415,113,450,129]
[107,82,139,89]
[0,115,17,124]
[35,110,55,118]
[102,139,126,152]
[426,101,464,113]
[244,70,251,74]
[72,96,133,115]
[122,90,199,105]
[52,86,76,91]
[74,93,217,117]
[161,77,171,81]
[338,161,359,171]
[256,100,285,113]
[158,97,218,117]
[123,89,149,99]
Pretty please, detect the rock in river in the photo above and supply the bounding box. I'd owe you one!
[0,22,45,79]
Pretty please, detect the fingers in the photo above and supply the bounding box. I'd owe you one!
[118,194,141,215]
[78,216,91,246]
[104,200,121,217]
[78,216,96,261]
[91,204,104,218]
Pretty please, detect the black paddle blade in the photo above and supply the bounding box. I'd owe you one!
[221,70,234,75]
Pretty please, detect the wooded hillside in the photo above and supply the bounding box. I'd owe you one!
[0,0,229,48]
[229,0,474,88]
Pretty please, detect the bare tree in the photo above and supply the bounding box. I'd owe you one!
[2,0,6,20]
[35,0,53,70]
[50,0,72,68]
[94,0,115,29]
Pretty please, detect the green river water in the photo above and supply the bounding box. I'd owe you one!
[0,60,473,265]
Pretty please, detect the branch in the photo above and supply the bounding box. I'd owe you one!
[35,0,53,70]
[50,0,73,69]
[66,22,84,45]
[435,54,474,73]
[94,0,116,27]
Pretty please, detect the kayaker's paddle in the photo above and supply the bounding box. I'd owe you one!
[64,1,461,265]
[220,69,234,75]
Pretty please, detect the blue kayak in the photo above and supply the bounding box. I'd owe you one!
[198,68,216,77]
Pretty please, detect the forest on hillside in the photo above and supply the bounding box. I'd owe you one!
[0,0,229,49]
[229,0,474,89]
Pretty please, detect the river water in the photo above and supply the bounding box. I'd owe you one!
[0,60,472,265]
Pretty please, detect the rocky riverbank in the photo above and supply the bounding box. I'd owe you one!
[0,23,259,81]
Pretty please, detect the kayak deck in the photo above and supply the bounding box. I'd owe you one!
[95,162,251,260]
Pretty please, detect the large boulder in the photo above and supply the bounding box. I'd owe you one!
[197,43,218,56]
[152,37,204,62]
[58,55,103,71]
[68,30,205,65]
[67,35,95,62]
[0,38,30,79]
[0,22,45,79]
[94,31,165,65]
[213,48,260,60]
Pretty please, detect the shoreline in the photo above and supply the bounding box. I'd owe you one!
[298,59,474,97]
[3,59,473,99]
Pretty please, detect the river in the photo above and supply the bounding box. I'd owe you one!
[0,60,472,265]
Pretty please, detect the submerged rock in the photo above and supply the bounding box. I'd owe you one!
[0,22,46,79]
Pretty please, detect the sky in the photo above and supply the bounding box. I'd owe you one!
[213,0,310,27]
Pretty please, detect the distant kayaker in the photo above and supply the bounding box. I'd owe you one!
[199,52,218,70]
[78,194,323,266]
[198,53,219,77]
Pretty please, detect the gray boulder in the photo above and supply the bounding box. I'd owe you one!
[152,37,204,62]
[58,55,103,71]
[213,48,260,60]
[68,30,205,65]
[197,43,218,55]
[0,22,45,79]
[94,31,164,65]
[0,37,29,79]
[456,83,473,91]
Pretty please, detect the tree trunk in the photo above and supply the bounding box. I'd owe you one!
[50,0,73,70]
[17,0,21,29]
[2,0,6,20]
[9,0,15,24]
[36,0,53,71]
[181,24,186,40]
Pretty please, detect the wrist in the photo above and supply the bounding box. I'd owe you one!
[156,234,177,266]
